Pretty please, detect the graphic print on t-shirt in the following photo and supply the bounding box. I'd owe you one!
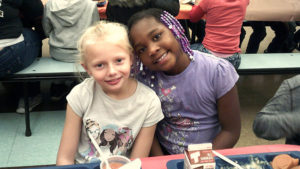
[80,119,102,163]
[84,121,133,159]
[157,79,197,154]
[158,80,196,128]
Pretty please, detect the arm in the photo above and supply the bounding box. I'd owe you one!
[150,135,164,156]
[130,124,157,159]
[212,85,241,150]
[189,0,205,22]
[253,77,300,140]
[42,5,52,37]
[253,112,300,140]
[56,104,82,165]
[21,0,45,39]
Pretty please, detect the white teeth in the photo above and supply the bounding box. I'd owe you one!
[157,53,167,62]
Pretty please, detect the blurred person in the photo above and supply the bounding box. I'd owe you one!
[0,0,45,113]
[43,0,100,101]
[245,21,267,53]
[264,22,289,53]
[106,0,180,25]
[189,0,249,69]
[253,75,300,145]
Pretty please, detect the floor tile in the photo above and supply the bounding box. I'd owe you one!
[3,111,65,168]
[0,113,22,166]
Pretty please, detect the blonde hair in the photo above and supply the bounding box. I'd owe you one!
[77,20,133,64]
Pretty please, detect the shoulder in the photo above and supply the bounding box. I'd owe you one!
[193,50,231,71]
[137,81,158,98]
[69,78,95,98]
[192,50,239,90]
[136,81,161,107]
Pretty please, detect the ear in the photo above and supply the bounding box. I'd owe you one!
[81,63,92,76]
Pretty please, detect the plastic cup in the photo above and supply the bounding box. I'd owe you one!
[100,155,131,169]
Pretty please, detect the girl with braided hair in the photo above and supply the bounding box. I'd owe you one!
[128,8,241,155]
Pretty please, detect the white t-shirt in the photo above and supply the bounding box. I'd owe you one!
[66,78,164,164]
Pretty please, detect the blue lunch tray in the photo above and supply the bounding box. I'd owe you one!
[166,151,300,169]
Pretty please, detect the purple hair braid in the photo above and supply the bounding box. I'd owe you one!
[160,11,194,59]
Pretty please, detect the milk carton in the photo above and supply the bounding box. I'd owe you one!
[184,143,215,169]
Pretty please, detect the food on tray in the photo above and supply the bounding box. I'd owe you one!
[102,162,124,169]
[271,154,299,169]
[217,155,269,169]
[100,155,131,169]
[184,143,215,169]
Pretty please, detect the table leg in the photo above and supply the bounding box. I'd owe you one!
[24,82,32,137]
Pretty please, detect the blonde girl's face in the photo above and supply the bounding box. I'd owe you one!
[82,41,132,96]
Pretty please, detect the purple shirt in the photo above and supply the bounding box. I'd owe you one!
[138,50,239,154]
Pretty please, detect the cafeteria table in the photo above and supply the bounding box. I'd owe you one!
[26,144,300,169]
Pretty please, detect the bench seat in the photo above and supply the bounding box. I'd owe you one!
[238,53,300,74]
[3,57,85,81]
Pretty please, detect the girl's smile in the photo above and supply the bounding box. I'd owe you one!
[105,77,122,85]
[153,51,168,64]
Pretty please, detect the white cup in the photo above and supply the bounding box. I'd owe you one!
[100,155,131,169]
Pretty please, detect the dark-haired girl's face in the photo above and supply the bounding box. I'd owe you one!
[129,17,190,75]
[104,129,116,142]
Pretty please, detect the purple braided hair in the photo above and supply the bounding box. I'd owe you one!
[160,11,194,60]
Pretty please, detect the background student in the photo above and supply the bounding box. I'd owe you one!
[56,21,164,165]
[0,0,45,113]
[128,8,241,155]
[106,0,180,25]
[253,75,300,145]
[42,0,100,101]
[189,0,249,69]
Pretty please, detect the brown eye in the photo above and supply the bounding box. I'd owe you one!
[153,33,162,41]
[96,64,103,68]
[137,47,146,54]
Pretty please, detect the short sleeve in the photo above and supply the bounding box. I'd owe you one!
[66,80,92,117]
[190,3,205,22]
[142,91,164,127]
[213,59,239,99]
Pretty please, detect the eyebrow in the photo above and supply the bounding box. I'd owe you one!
[133,28,159,49]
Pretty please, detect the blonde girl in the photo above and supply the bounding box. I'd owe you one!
[56,21,164,165]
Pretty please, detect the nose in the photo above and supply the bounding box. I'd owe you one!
[148,42,160,58]
[107,64,117,76]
